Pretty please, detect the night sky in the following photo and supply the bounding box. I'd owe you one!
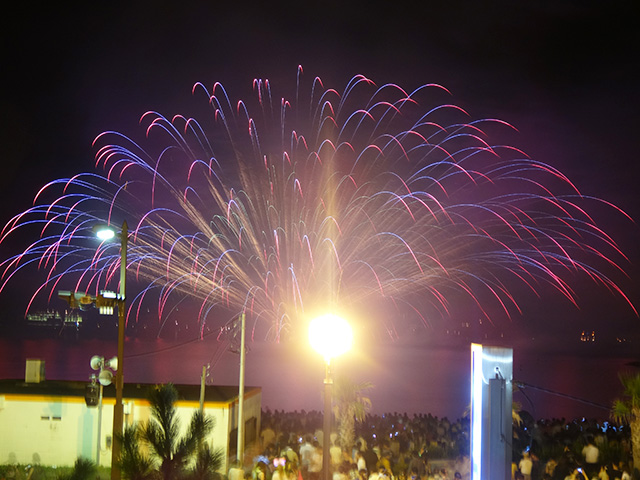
[1,1,639,418]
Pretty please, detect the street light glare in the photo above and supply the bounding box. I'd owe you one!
[95,227,116,241]
[309,314,352,362]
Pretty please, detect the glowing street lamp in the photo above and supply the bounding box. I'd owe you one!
[309,314,353,480]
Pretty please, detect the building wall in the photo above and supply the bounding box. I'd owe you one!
[0,394,94,466]
[226,389,262,466]
[0,389,261,470]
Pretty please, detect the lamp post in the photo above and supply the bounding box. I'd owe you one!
[237,312,246,466]
[309,314,353,480]
[95,221,127,480]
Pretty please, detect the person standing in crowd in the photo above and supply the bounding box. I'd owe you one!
[518,452,533,480]
[308,441,323,480]
[330,439,344,472]
[597,464,609,480]
[544,458,557,478]
[333,463,349,480]
[361,443,379,476]
[570,467,588,480]
[407,451,425,480]
[271,458,288,480]
[300,435,315,480]
[283,446,300,467]
[581,437,599,479]
[230,462,245,480]
[253,461,269,480]
[355,450,366,473]
[261,422,276,450]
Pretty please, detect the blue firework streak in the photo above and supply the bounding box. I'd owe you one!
[0,67,635,340]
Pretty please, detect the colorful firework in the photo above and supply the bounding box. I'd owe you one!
[0,67,635,340]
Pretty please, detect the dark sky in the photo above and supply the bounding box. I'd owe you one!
[1,1,639,416]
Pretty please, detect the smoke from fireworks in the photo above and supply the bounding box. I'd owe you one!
[0,67,635,340]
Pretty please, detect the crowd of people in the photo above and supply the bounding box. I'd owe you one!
[236,410,636,480]
[512,417,634,480]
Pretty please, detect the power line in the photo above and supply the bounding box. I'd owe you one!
[515,380,610,412]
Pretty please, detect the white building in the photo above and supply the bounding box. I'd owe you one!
[0,377,261,472]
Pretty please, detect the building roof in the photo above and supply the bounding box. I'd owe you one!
[0,379,260,404]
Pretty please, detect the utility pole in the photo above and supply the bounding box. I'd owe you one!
[236,313,246,465]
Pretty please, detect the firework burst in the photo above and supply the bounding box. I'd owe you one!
[0,66,634,340]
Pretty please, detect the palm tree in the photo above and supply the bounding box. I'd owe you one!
[143,384,216,480]
[611,372,640,470]
[187,447,225,480]
[119,424,156,480]
[58,458,97,480]
[332,375,373,450]
[119,383,223,480]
